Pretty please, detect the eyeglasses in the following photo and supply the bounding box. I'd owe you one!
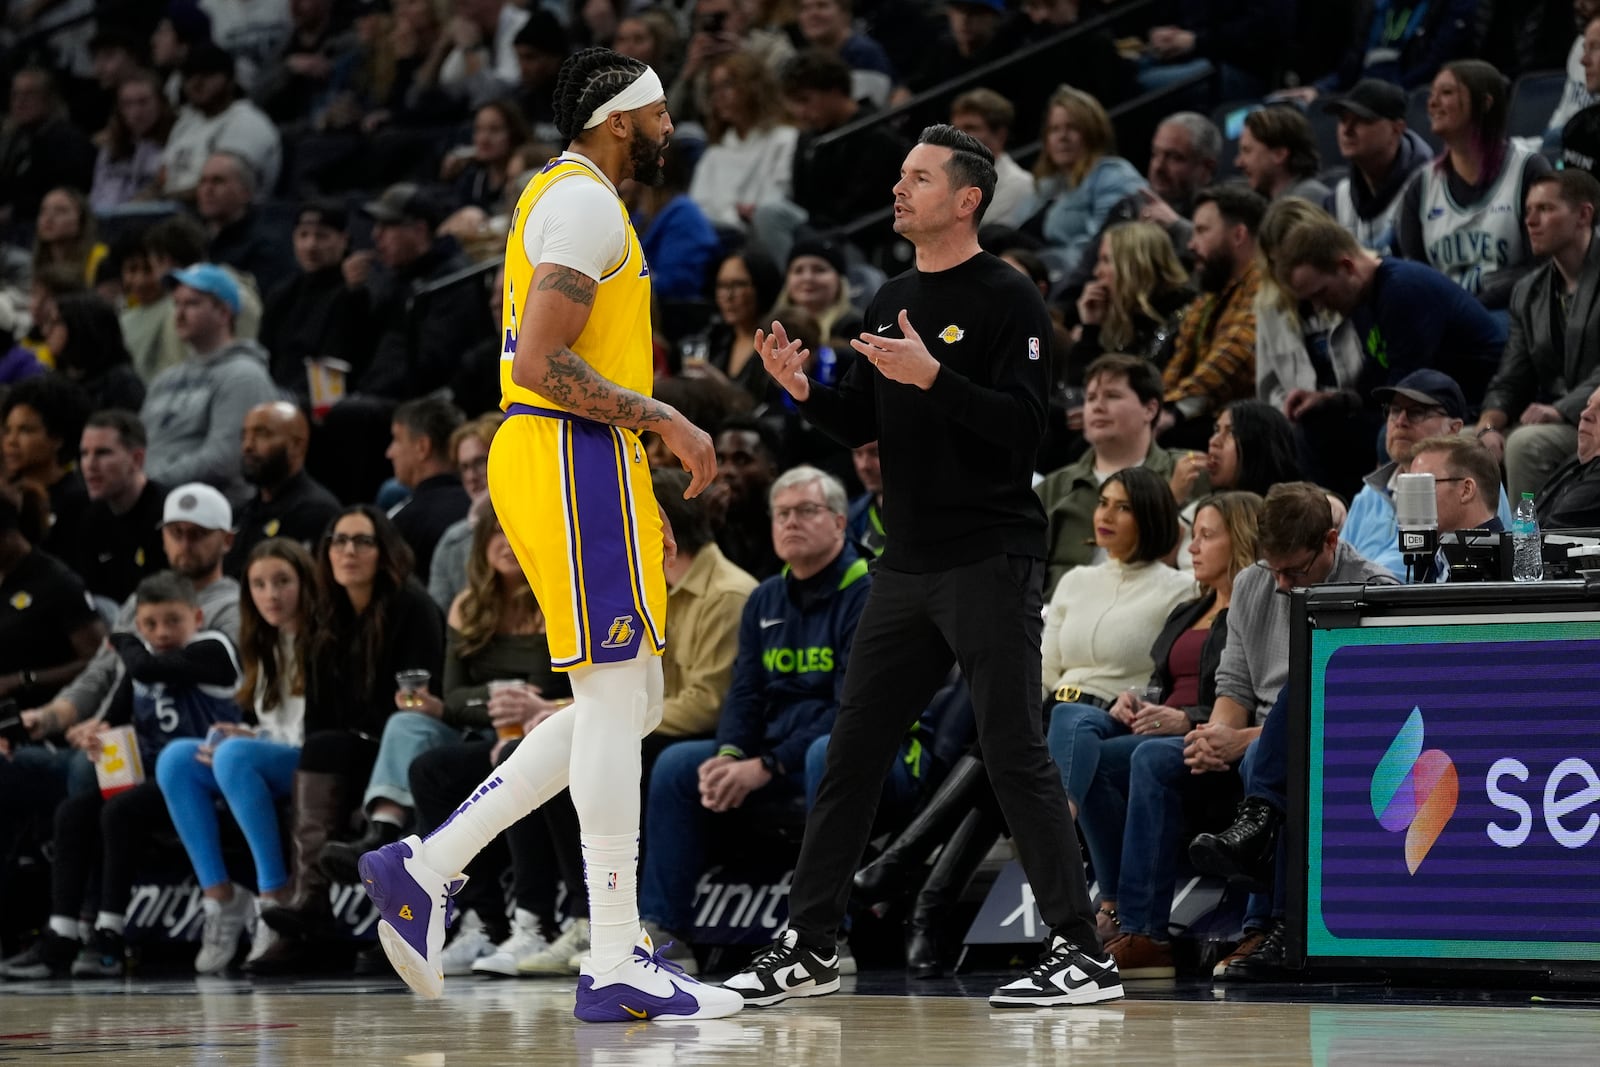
[459,455,489,475]
[330,533,378,551]
[1259,549,1322,584]
[772,502,833,524]
[1384,402,1448,423]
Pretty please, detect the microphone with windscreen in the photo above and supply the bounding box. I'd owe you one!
[1395,472,1438,577]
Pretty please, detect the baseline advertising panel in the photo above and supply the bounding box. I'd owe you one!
[1307,621,1600,962]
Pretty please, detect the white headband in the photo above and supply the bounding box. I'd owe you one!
[582,67,666,130]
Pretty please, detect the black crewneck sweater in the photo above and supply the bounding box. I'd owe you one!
[797,251,1052,573]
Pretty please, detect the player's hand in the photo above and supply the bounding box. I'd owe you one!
[657,411,716,498]
[851,309,939,390]
[756,321,811,401]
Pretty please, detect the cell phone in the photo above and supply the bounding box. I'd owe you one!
[205,725,229,749]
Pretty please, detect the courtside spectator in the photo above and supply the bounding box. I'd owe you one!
[713,417,783,580]
[1407,436,1505,582]
[225,402,341,576]
[1476,170,1600,498]
[1323,80,1433,254]
[687,51,798,233]
[796,0,895,107]
[0,68,95,240]
[141,264,280,506]
[31,187,108,287]
[1068,221,1194,377]
[1039,355,1179,592]
[771,238,863,348]
[90,70,174,211]
[1020,87,1145,264]
[259,200,359,395]
[1395,60,1553,309]
[1235,106,1327,204]
[73,411,169,603]
[1160,184,1266,447]
[386,397,470,578]
[847,442,885,558]
[669,0,795,126]
[46,293,147,414]
[2,375,92,561]
[1534,384,1600,528]
[427,414,504,612]
[161,44,282,200]
[438,0,531,108]
[907,0,1007,94]
[950,89,1033,228]
[197,151,296,296]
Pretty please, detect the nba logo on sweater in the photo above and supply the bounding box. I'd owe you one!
[1027,337,1040,361]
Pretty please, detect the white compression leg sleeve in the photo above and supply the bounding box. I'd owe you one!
[415,703,578,877]
[567,655,655,970]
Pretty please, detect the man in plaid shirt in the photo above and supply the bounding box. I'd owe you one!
[1159,184,1268,447]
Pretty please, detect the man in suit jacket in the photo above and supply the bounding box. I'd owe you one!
[1476,169,1600,498]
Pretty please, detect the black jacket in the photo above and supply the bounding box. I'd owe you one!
[223,469,343,577]
[1483,234,1600,426]
[306,578,444,739]
[390,473,472,579]
[1535,455,1600,530]
[348,239,489,399]
[209,208,297,299]
[1145,592,1230,727]
[261,265,367,395]
[1065,285,1194,382]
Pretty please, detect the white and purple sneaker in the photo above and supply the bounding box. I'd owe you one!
[574,934,744,1023]
[358,835,466,999]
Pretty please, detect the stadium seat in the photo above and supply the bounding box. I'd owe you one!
[1507,69,1566,139]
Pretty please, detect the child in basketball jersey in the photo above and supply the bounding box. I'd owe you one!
[16,572,242,979]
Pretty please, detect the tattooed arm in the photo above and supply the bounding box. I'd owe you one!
[512,262,716,496]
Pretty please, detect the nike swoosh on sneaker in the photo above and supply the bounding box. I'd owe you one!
[622,1005,648,1019]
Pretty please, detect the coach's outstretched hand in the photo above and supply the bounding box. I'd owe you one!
[659,412,717,498]
[756,320,811,401]
[851,309,939,390]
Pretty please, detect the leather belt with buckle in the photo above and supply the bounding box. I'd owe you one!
[1053,685,1112,711]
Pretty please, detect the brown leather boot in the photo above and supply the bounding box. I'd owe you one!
[259,771,347,939]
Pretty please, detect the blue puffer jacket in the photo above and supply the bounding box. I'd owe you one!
[713,543,870,775]
[1024,155,1147,265]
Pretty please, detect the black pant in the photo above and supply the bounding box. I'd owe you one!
[53,780,169,919]
[787,555,1098,950]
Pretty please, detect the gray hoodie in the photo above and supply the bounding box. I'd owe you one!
[140,338,280,505]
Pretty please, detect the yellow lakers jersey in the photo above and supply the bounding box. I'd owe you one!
[500,156,654,413]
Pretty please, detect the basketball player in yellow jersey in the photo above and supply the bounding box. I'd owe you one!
[359,48,741,1023]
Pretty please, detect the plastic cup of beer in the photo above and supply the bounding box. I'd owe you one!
[489,679,524,740]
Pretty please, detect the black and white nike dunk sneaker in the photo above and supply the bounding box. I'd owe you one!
[988,936,1124,1007]
[722,929,842,1006]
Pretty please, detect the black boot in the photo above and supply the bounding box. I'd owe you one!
[905,805,1000,979]
[1188,797,1282,891]
[318,818,403,884]
[260,772,347,938]
[855,754,988,910]
[1220,920,1291,981]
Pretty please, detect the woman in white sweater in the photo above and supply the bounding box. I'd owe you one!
[154,538,316,973]
[686,50,798,232]
[1043,467,1195,928]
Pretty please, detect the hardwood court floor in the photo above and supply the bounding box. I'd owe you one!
[3,973,1600,1066]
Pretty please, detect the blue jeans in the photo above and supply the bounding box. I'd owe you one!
[365,712,471,811]
[10,744,99,797]
[638,739,804,933]
[155,737,300,893]
[1114,737,1188,939]
[1248,687,1290,812]
[1239,735,1289,928]
[1047,702,1156,895]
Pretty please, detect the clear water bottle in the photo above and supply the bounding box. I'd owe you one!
[1512,492,1543,583]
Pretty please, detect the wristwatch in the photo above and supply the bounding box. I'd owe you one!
[759,753,781,776]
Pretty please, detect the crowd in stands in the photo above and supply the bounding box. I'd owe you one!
[1,0,1599,987]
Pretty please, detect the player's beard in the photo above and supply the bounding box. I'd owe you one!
[629,126,667,187]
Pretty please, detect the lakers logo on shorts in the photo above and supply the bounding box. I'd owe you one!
[601,615,637,649]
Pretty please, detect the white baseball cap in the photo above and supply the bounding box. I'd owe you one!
[161,483,233,531]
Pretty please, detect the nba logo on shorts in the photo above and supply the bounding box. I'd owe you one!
[601,615,637,649]
[607,871,618,890]
[1027,337,1040,361]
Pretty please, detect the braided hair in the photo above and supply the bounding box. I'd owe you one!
[553,47,651,143]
